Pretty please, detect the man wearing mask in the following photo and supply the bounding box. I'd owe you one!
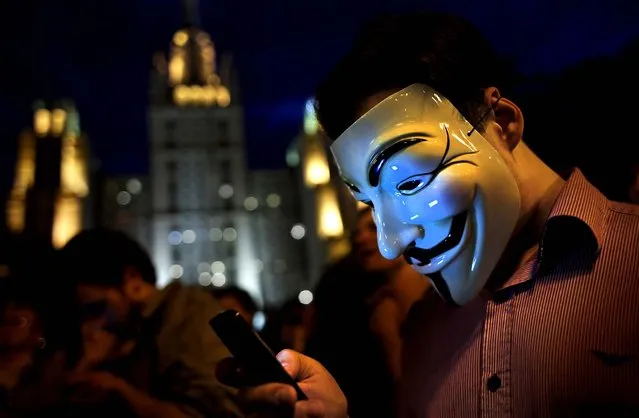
[220,12,639,418]
[61,228,241,418]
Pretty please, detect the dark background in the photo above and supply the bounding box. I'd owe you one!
[0,0,637,195]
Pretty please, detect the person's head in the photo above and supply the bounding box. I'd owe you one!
[212,286,258,325]
[0,279,45,366]
[60,228,157,338]
[0,235,70,355]
[317,13,553,305]
[352,207,404,273]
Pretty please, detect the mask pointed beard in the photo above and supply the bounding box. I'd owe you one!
[429,271,459,306]
[402,211,468,306]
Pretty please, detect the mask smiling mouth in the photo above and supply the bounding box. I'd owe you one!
[402,211,468,267]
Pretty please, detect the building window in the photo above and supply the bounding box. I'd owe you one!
[219,160,232,210]
[167,161,178,211]
[172,247,181,262]
[219,120,229,147]
[170,223,181,261]
[221,160,231,183]
[166,120,177,149]
[226,244,234,258]
[223,197,232,211]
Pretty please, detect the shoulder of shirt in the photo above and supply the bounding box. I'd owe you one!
[547,170,639,248]
[607,199,639,218]
[162,282,222,317]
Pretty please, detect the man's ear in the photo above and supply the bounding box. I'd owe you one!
[483,87,524,151]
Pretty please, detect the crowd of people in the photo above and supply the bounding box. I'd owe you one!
[0,207,417,417]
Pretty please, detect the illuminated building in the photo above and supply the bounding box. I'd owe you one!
[285,99,361,288]
[100,176,152,252]
[147,0,259,303]
[6,100,91,248]
[246,169,308,306]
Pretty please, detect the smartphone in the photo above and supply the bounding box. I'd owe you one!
[210,309,307,400]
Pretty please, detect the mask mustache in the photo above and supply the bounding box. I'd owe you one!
[401,211,469,267]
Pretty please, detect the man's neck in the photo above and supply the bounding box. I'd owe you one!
[491,146,566,282]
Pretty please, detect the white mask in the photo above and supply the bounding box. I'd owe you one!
[330,84,520,305]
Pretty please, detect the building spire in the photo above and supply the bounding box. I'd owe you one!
[182,0,201,27]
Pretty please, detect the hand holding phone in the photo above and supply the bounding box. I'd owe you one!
[210,309,307,400]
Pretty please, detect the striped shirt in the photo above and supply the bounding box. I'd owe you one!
[399,170,639,418]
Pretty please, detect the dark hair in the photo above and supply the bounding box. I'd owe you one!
[212,285,258,315]
[60,228,156,287]
[314,12,515,140]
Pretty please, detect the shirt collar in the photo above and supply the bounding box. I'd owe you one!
[543,168,607,249]
[536,169,606,275]
[491,169,607,293]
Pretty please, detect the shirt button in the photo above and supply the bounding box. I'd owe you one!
[487,374,501,392]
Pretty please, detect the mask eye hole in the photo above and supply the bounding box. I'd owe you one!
[397,176,429,196]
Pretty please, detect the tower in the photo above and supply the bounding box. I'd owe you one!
[285,99,361,288]
[6,100,90,248]
[148,0,260,303]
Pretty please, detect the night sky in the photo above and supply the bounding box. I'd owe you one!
[0,0,637,192]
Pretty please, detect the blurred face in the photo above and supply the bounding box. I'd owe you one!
[76,284,138,339]
[330,84,521,305]
[0,305,42,358]
[353,209,404,272]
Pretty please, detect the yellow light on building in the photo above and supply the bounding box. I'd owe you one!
[317,187,344,238]
[60,140,88,197]
[217,86,231,107]
[52,196,82,249]
[173,30,189,47]
[9,101,89,247]
[191,85,205,104]
[12,134,36,198]
[202,45,214,60]
[51,108,67,136]
[174,84,189,106]
[34,109,51,136]
[303,138,330,187]
[7,132,36,232]
[207,74,220,85]
[202,85,216,105]
[169,56,185,86]
[6,200,25,233]
[202,62,214,80]
[196,32,210,45]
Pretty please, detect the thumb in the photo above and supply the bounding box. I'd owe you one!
[276,349,303,380]
[277,350,318,381]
